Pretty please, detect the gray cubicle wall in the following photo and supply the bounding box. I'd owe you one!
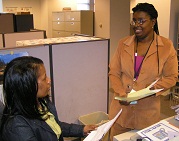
[51,39,109,123]
[0,45,50,76]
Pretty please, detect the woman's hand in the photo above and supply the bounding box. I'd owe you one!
[149,86,155,90]
[119,100,130,106]
[83,125,97,135]
[119,88,131,106]
[146,82,156,90]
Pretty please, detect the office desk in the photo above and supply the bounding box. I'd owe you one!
[113,116,179,141]
[113,130,138,141]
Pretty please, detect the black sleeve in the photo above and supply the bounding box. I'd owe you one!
[0,101,4,126]
[2,117,38,141]
[47,98,85,137]
[59,122,85,137]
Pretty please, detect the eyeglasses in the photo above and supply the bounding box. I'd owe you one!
[130,19,148,26]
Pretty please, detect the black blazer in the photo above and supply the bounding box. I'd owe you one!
[0,101,4,126]
[1,99,84,141]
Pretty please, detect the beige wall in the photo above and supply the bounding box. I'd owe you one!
[40,0,49,36]
[94,0,110,38]
[110,0,130,58]
[169,0,179,48]
[95,0,130,57]
[0,0,2,12]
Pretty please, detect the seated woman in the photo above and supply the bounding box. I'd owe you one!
[0,56,96,141]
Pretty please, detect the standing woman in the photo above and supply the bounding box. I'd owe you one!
[109,3,178,140]
[0,56,96,141]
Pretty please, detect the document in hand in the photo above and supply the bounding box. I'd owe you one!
[83,109,122,141]
[115,79,163,102]
[137,120,179,141]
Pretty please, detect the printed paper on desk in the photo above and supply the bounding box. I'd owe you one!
[83,109,122,141]
[115,79,163,102]
[137,120,179,141]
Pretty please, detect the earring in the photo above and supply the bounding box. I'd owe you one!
[152,26,154,29]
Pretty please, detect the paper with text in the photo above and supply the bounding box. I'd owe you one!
[137,120,179,141]
[83,109,122,141]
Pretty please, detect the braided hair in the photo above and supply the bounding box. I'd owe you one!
[132,3,159,35]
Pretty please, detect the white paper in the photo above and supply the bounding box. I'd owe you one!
[83,109,122,141]
[137,120,179,141]
[115,79,163,102]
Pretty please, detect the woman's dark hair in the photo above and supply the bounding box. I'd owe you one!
[0,56,49,131]
[0,60,6,68]
[0,60,6,84]
[132,3,159,35]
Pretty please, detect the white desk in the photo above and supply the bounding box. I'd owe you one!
[113,130,138,141]
[113,116,179,141]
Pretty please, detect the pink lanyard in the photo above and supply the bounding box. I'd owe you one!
[134,38,154,81]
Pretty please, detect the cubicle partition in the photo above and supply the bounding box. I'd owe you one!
[50,39,109,123]
[2,30,46,48]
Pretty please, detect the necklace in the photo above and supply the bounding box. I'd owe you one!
[134,37,154,81]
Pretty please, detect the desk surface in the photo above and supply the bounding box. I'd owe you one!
[113,130,138,141]
[113,116,179,141]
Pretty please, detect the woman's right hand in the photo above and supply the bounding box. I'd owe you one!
[119,100,130,106]
[83,125,97,136]
[118,93,130,105]
[118,85,131,105]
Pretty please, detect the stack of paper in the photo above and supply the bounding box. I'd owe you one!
[115,87,163,102]
[115,79,163,102]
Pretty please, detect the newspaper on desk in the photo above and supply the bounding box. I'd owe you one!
[83,109,122,141]
[137,120,179,141]
[115,79,163,102]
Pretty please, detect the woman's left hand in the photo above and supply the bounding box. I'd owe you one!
[83,125,97,135]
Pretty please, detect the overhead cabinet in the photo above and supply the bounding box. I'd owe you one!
[0,13,34,33]
[52,10,93,37]
[15,14,34,32]
[0,13,15,33]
